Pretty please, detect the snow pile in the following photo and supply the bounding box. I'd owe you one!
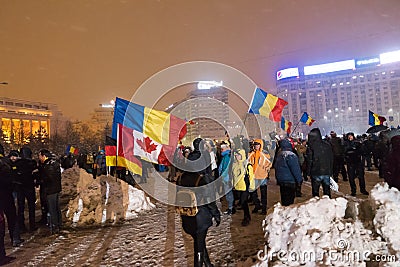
[257,183,400,267]
[371,183,400,260]
[125,186,156,220]
[62,167,155,226]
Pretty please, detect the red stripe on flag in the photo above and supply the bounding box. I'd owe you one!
[105,145,116,156]
[270,98,288,121]
[118,124,142,170]
[169,115,187,143]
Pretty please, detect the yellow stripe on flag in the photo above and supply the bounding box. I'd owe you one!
[116,156,142,176]
[373,113,380,125]
[106,156,116,166]
[143,107,170,145]
[259,94,278,118]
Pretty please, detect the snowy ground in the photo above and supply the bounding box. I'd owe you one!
[4,167,397,266]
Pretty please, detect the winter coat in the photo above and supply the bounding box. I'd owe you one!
[218,150,231,183]
[374,139,389,160]
[39,158,62,195]
[248,139,272,179]
[383,136,400,190]
[307,128,334,177]
[344,139,363,165]
[180,139,220,235]
[275,139,303,185]
[0,156,13,210]
[10,158,37,189]
[330,136,345,156]
[232,149,247,191]
[294,143,306,165]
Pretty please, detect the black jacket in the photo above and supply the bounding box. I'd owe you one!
[0,156,13,210]
[345,140,364,165]
[11,158,37,189]
[179,139,220,235]
[307,128,334,176]
[330,136,345,156]
[39,158,62,195]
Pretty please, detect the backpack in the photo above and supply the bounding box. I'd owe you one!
[175,173,203,216]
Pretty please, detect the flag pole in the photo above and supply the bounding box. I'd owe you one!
[291,119,302,137]
[115,125,119,179]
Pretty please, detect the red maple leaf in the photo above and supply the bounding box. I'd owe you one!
[136,137,158,154]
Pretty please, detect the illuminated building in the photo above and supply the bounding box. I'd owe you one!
[89,104,114,135]
[276,49,400,135]
[165,84,230,142]
[0,97,63,144]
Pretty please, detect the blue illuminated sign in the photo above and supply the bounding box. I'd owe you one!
[355,57,380,68]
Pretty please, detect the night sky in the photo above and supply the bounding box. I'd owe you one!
[1,0,400,120]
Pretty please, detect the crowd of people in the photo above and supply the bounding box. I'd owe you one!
[1,126,398,266]
[174,127,399,266]
[0,144,62,266]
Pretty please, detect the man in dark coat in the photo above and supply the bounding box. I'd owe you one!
[178,138,221,267]
[345,133,369,196]
[383,135,400,190]
[306,128,334,198]
[0,143,16,264]
[274,139,303,206]
[329,131,348,182]
[38,149,62,234]
[12,147,38,232]
[0,146,24,247]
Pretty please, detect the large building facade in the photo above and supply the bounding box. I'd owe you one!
[166,85,230,142]
[0,97,64,144]
[276,49,400,136]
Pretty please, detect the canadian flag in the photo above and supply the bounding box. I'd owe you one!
[133,130,163,163]
[119,124,174,165]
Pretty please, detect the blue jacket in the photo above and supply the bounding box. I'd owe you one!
[218,150,231,183]
[274,139,303,185]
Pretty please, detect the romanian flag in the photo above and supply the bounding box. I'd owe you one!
[248,88,288,122]
[369,110,386,126]
[65,145,79,155]
[280,117,292,134]
[300,112,315,126]
[112,98,187,165]
[106,126,142,175]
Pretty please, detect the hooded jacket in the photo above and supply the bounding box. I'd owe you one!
[248,139,272,179]
[232,149,247,191]
[275,139,303,185]
[383,136,400,190]
[39,157,62,195]
[179,138,221,235]
[306,128,334,176]
[218,147,231,183]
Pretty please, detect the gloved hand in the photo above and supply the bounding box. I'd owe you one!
[214,216,221,227]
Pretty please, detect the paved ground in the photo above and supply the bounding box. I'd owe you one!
[3,169,382,266]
